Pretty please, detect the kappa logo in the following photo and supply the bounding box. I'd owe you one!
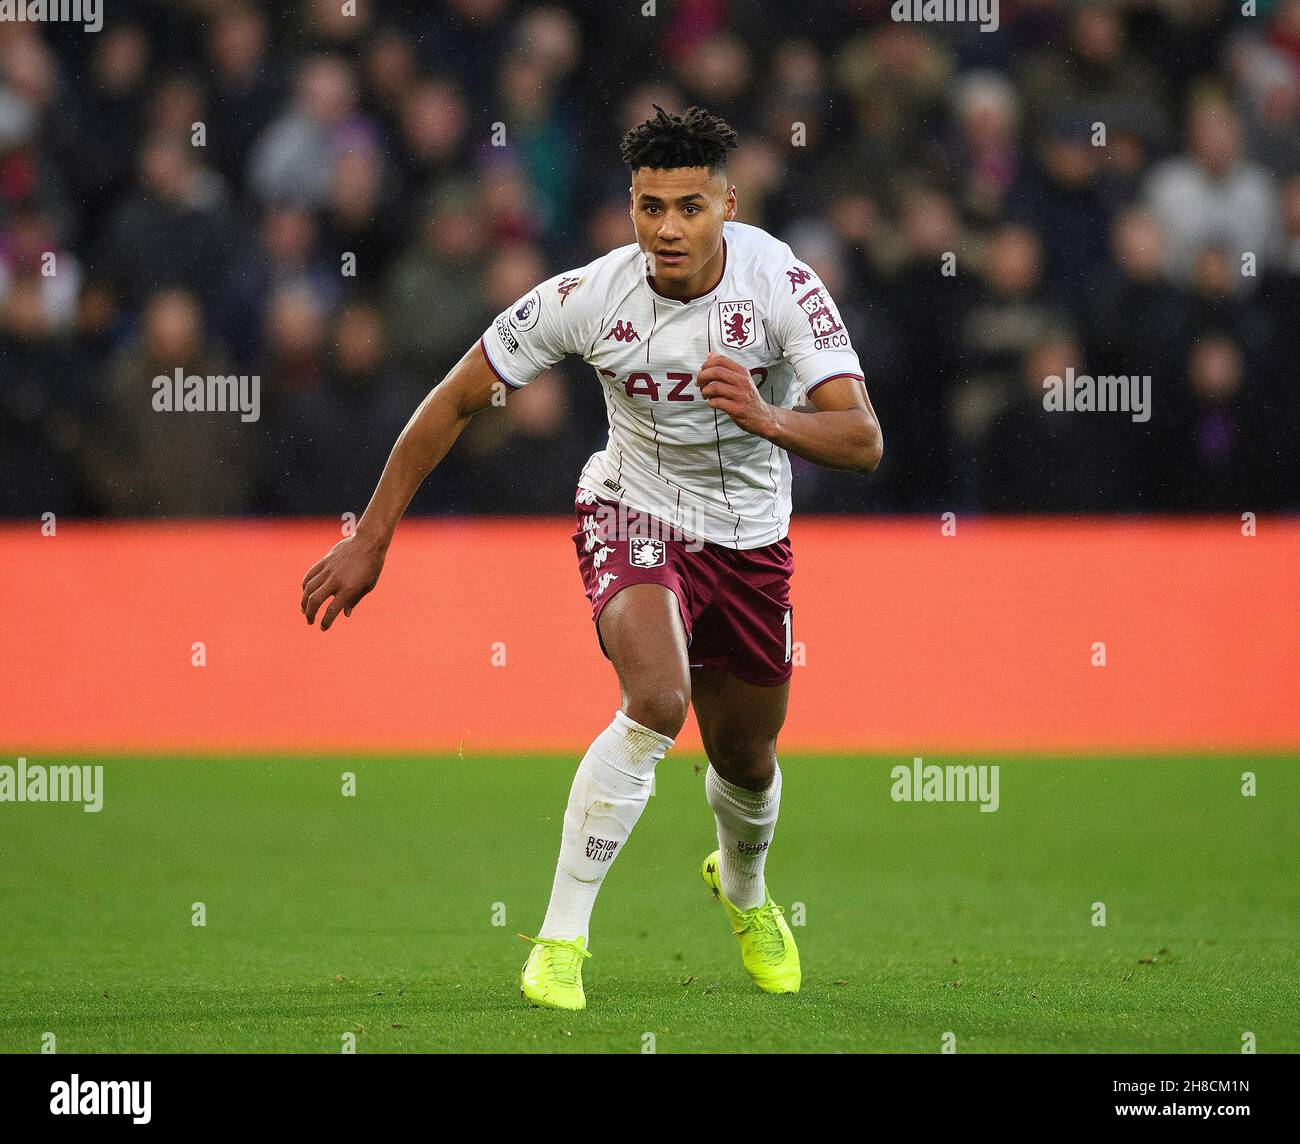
[594,571,619,597]
[629,537,665,568]
[786,265,815,292]
[556,276,582,304]
[719,300,756,349]
[604,319,640,343]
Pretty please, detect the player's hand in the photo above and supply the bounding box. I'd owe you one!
[300,533,386,631]
[696,352,777,438]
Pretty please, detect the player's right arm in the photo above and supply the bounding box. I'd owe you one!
[299,339,501,631]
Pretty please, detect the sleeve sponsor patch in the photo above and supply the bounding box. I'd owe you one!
[796,285,849,350]
[494,315,520,354]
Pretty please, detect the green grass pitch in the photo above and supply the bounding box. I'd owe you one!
[1,754,1296,1053]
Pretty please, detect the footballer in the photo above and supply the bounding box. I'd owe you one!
[300,106,883,1010]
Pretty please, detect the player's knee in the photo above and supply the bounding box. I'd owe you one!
[625,684,690,739]
[706,738,777,789]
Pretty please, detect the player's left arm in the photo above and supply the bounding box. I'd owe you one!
[697,353,883,472]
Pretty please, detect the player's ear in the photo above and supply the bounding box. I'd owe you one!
[724,184,737,221]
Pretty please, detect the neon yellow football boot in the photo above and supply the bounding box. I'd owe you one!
[701,850,801,994]
[518,933,592,1010]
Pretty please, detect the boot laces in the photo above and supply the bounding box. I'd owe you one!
[733,902,787,961]
[518,934,591,987]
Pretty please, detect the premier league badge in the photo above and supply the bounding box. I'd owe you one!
[509,289,541,331]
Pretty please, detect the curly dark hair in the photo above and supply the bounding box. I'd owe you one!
[619,104,739,175]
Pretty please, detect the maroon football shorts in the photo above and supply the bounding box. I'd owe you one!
[572,487,794,687]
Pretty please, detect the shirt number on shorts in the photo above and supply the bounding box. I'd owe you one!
[783,609,792,663]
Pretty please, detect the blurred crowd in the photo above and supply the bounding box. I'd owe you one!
[1,0,1297,517]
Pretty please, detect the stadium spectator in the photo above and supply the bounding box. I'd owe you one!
[1084,208,1190,401]
[1145,93,1280,285]
[1161,335,1257,511]
[881,188,970,510]
[953,224,1072,500]
[461,368,599,514]
[270,302,425,514]
[81,289,259,515]
[950,70,1023,225]
[977,333,1100,512]
[0,259,86,515]
[205,4,284,189]
[248,54,367,209]
[217,205,339,370]
[392,77,472,200]
[69,23,152,239]
[1018,1,1167,148]
[93,134,234,311]
[382,182,489,375]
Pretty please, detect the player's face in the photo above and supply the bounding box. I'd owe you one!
[630,166,737,289]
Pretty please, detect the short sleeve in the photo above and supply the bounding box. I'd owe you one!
[769,259,864,397]
[479,268,592,389]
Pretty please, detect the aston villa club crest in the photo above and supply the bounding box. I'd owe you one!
[719,300,756,349]
[629,537,666,568]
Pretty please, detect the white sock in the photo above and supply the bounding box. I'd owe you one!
[538,710,675,943]
[705,761,782,911]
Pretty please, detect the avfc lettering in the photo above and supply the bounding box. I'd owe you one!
[586,835,619,861]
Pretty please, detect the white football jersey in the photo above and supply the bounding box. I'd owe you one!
[479,220,864,549]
